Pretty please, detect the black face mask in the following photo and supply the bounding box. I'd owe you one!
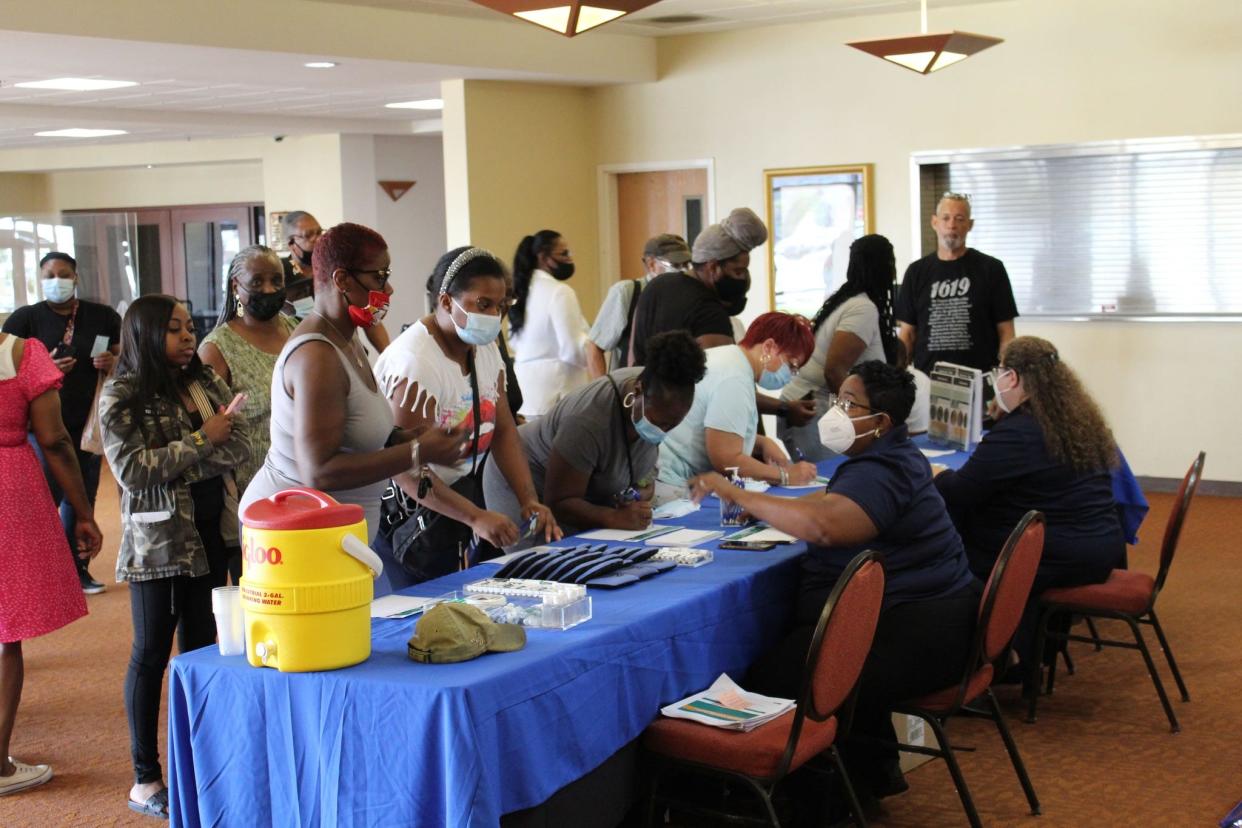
[292,243,313,269]
[244,288,287,321]
[550,261,575,281]
[715,272,750,315]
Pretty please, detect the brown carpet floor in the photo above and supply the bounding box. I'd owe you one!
[2,469,1240,827]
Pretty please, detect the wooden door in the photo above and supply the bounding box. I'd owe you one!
[615,169,708,282]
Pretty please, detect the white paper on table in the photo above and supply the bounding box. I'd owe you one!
[741,527,798,543]
[653,528,723,547]
[653,499,700,520]
[576,525,678,542]
[370,594,440,619]
[782,476,831,490]
[742,479,770,492]
[920,448,956,458]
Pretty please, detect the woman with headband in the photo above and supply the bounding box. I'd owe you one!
[240,224,464,568]
[372,247,561,590]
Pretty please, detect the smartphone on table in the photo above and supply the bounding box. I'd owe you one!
[718,540,778,551]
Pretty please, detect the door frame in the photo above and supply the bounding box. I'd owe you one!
[596,159,716,304]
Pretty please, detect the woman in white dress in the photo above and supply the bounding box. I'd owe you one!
[507,230,589,418]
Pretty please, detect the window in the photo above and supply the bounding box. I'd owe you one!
[913,136,1242,318]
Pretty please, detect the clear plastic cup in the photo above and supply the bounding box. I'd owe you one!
[212,586,245,656]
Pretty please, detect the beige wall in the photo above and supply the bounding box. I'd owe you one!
[445,80,602,314]
[46,162,264,210]
[0,173,50,214]
[590,0,1242,481]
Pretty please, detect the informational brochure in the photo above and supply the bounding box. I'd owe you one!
[928,361,983,450]
[723,525,797,544]
[653,528,724,547]
[661,673,794,732]
[576,525,678,542]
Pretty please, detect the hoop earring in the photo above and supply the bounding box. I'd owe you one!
[622,391,637,408]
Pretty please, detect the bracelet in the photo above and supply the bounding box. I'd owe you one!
[778,465,789,486]
[409,439,420,471]
[778,401,790,417]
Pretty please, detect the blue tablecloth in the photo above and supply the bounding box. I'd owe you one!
[168,504,805,828]
[168,435,1146,827]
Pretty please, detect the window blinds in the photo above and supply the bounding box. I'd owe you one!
[916,138,1242,318]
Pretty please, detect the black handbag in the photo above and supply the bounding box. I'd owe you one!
[378,349,495,582]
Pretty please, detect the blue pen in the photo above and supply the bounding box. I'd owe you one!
[792,447,806,462]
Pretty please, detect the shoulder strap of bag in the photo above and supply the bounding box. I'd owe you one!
[186,380,216,422]
[465,347,486,477]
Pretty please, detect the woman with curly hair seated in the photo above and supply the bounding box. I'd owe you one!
[934,335,1124,681]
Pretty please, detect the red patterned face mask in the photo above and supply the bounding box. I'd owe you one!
[347,290,390,328]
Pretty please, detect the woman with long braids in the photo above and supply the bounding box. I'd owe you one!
[506,230,589,418]
[98,295,251,817]
[199,246,296,579]
[934,336,1124,684]
[778,234,899,461]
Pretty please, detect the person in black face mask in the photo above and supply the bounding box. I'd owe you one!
[199,246,296,580]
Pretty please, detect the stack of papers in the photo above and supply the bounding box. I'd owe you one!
[723,525,797,544]
[662,674,794,732]
[577,525,678,542]
[654,528,723,547]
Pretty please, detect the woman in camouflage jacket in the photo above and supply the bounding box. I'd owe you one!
[98,295,250,818]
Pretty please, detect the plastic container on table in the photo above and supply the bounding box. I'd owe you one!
[442,578,594,630]
[719,467,747,526]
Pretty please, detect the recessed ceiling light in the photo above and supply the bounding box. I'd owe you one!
[304,61,338,69]
[16,77,139,91]
[385,98,444,111]
[35,128,129,138]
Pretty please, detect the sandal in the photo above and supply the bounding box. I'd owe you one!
[128,786,170,819]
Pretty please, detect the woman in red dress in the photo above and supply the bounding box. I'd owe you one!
[0,333,102,796]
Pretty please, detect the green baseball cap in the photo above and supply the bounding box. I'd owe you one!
[407,602,526,664]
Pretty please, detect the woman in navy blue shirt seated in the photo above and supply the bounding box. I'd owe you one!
[934,336,1123,682]
[692,360,979,801]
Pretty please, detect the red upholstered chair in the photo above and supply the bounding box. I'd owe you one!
[1028,452,1205,733]
[642,551,885,827]
[892,511,1046,828]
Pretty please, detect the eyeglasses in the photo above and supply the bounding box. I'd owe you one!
[833,397,877,415]
[290,230,322,244]
[349,268,392,289]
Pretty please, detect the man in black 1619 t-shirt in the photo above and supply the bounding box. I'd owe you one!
[2,252,120,594]
[895,193,1018,374]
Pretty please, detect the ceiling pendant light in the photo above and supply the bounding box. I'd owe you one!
[846,0,1002,75]
[469,0,657,36]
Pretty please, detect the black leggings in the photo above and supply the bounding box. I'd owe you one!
[124,510,231,785]
[750,579,982,791]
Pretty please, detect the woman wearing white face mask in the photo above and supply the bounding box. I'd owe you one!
[934,336,1124,688]
[653,312,819,503]
[690,360,979,801]
[372,247,561,591]
[484,330,705,545]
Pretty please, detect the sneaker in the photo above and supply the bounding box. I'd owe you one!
[0,758,53,796]
[81,576,106,595]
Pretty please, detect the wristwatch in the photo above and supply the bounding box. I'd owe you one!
[777,401,790,417]
[189,430,208,448]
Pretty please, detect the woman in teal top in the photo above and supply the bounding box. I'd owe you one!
[198,245,295,580]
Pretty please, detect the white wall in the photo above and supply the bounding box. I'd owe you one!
[591,0,1242,481]
[372,134,448,328]
[45,162,264,210]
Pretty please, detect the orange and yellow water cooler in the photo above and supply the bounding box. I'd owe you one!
[239,488,384,672]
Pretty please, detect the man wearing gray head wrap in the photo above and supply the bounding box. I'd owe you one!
[627,206,817,427]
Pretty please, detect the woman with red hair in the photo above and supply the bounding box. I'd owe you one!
[240,223,463,588]
[653,312,818,503]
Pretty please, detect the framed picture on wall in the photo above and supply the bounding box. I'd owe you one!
[269,211,289,253]
[765,164,874,317]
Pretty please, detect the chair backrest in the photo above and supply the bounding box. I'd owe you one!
[977,511,1046,663]
[772,551,885,780]
[1155,451,1206,595]
[801,551,886,722]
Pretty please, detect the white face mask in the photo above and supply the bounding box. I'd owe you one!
[817,404,881,454]
[992,368,1018,413]
[42,277,76,304]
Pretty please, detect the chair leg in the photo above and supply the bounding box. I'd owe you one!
[1147,609,1190,702]
[1126,616,1180,733]
[737,776,781,828]
[1061,643,1076,676]
[921,714,983,828]
[1044,611,1061,697]
[984,689,1041,815]
[645,761,662,827]
[1085,616,1104,651]
[829,745,868,828]
[1027,607,1052,724]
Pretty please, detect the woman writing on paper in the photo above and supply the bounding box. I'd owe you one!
[484,330,706,545]
[691,360,979,802]
[654,312,819,503]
